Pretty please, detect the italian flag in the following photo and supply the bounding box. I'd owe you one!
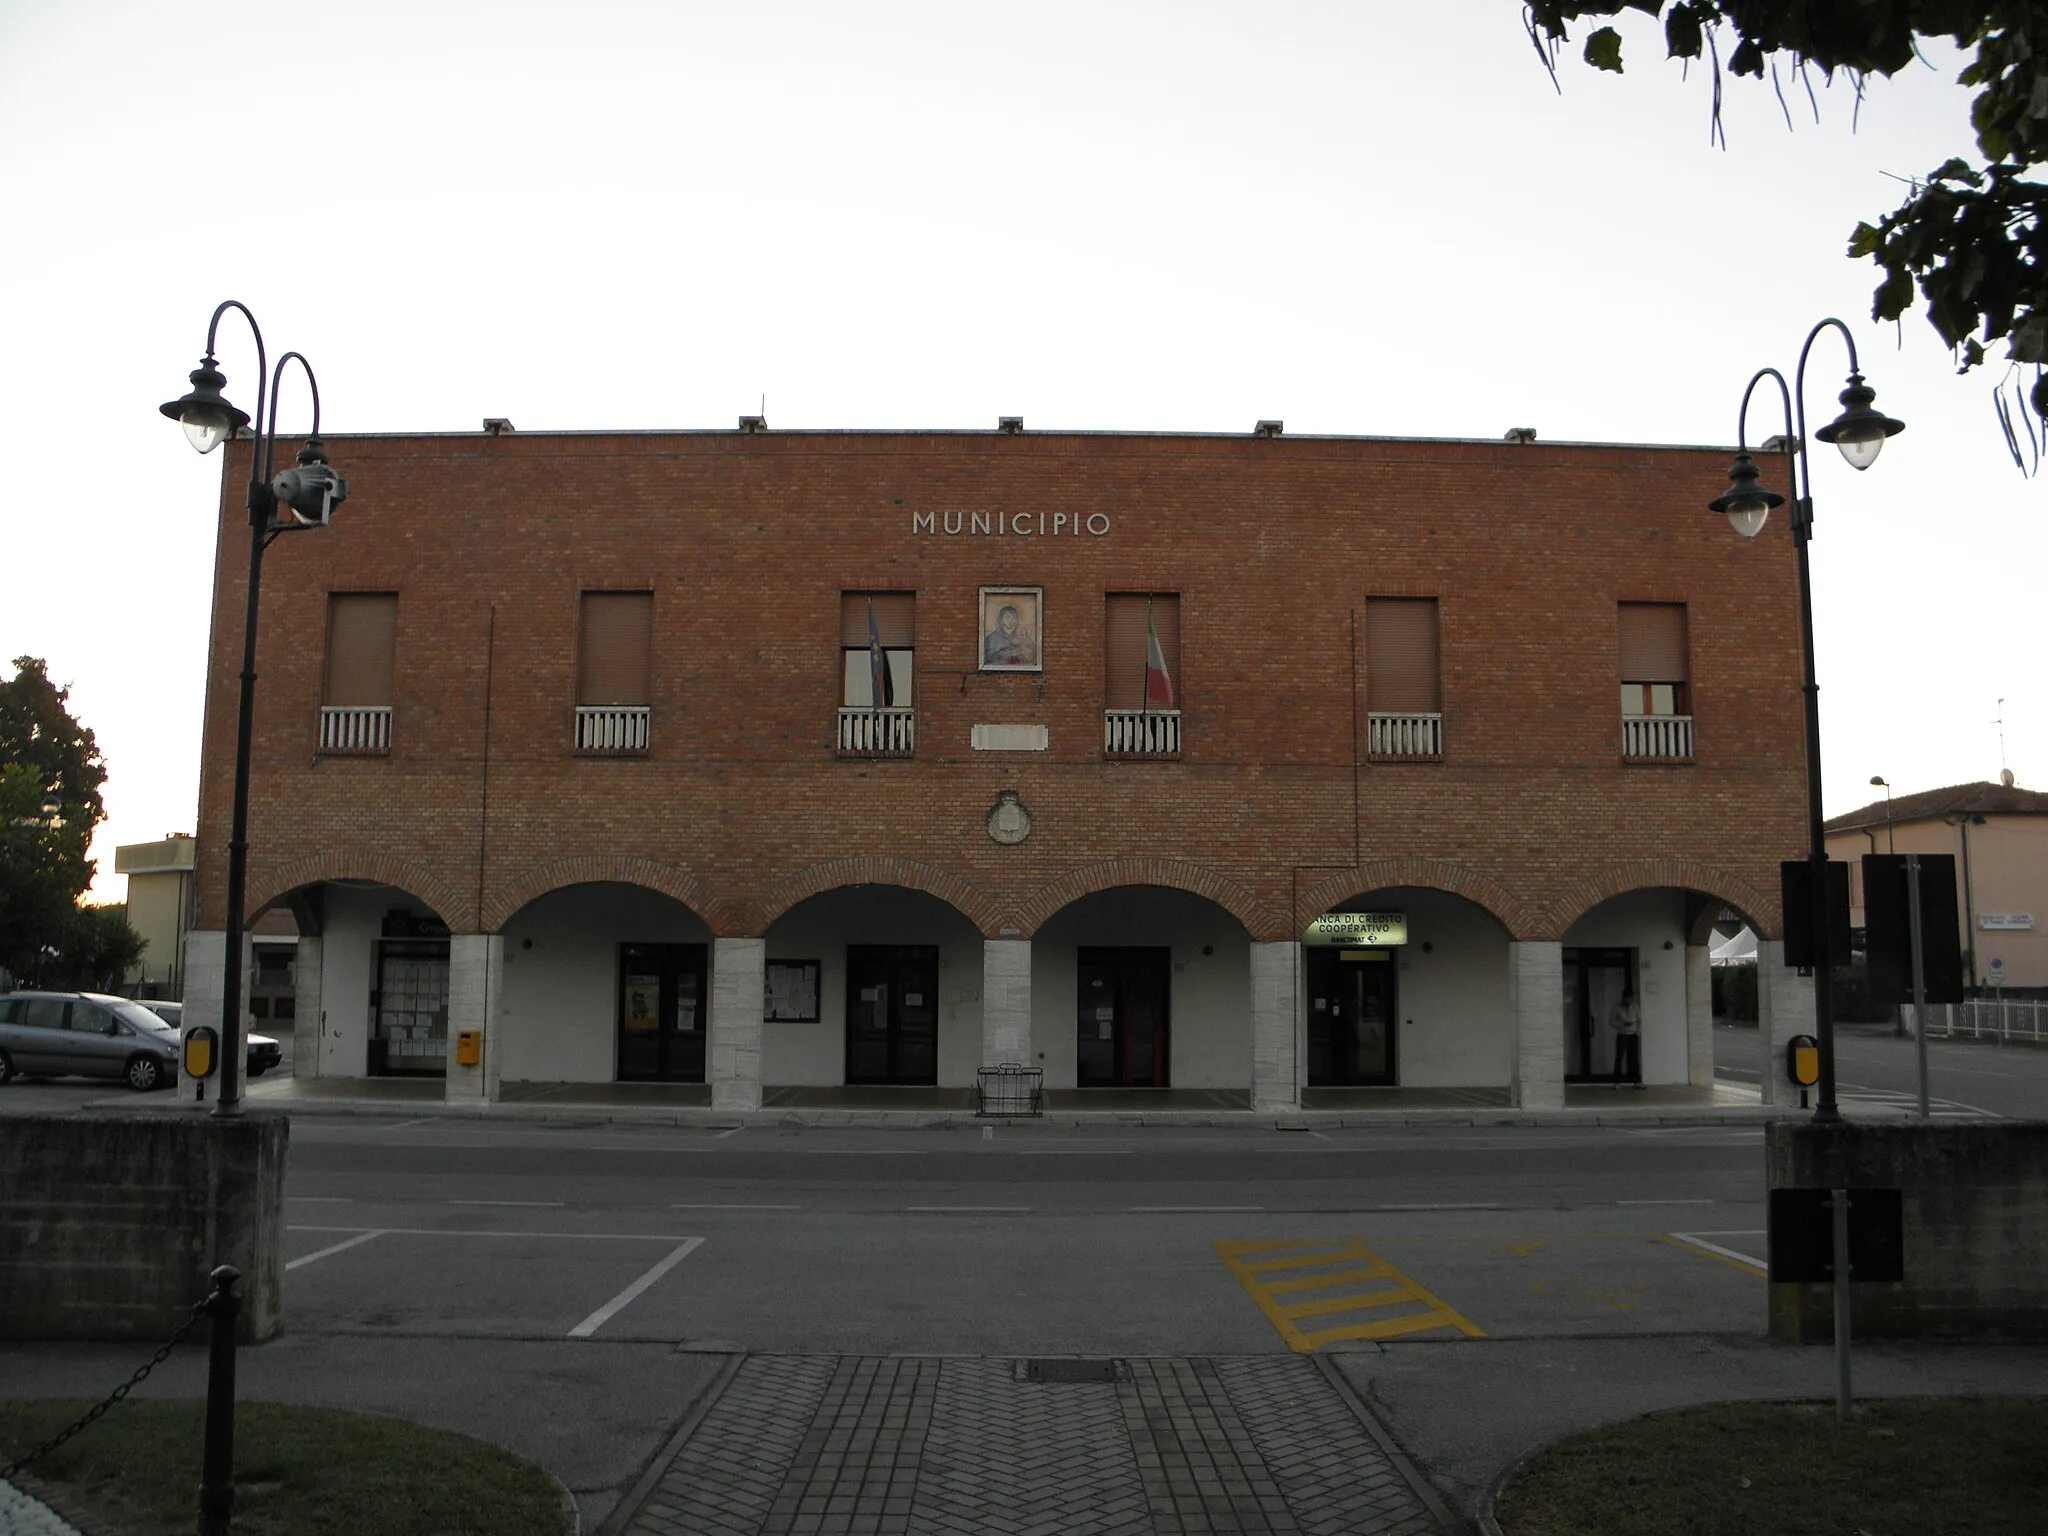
[1145,599,1174,710]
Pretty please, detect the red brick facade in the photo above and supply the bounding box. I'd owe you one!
[194,428,1803,942]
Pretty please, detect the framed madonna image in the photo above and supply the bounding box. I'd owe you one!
[979,587,1043,672]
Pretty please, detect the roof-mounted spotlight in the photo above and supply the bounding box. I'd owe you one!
[998,417,1023,434]
[738,415,768,433]
[1253,420,1284,437]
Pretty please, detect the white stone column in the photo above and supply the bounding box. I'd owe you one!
[709,937,765,1111]
[1510,941,1565,1110]
[177,930,227,1102]
[1250,941,1300,1112]
[444,934,504,1103]
[1685,944,1715,1089]
[292,935,325,1080]
[1756,939,1814,1109]
[981,939,1031,1067]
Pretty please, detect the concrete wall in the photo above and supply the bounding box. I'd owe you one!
[0,1113,287,1343]
[497,882,712,1082]
[1562,889,1688,1083]
[1767,1120,2048,1341]
[1030,888,1251,1090]
[763,887,986,1086]
[1361,888,1512,1086]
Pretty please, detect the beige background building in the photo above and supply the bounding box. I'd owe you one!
[1826,779,2048,991]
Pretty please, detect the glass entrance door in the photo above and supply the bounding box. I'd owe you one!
[1076,947,1171,1088]
[1305,948,1398,1085]
[617,943,708,1083]
[845,945,939,1085]
[1563,947,1635,1081]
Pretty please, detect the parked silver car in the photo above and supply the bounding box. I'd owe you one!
[0,992,182,1090]
[137,1000,283,1078]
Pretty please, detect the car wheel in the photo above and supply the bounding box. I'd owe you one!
[125,1055,165,1092]
[0,1049,14,1084]
[248,1063,268,1078]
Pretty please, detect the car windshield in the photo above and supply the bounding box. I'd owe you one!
[108,1000,177,1034]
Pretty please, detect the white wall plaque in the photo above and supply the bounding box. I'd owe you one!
[972,724,1049,751]
[1979,913,2035,931]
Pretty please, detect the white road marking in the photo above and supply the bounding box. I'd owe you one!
[285,1230,389,1270]
[1129,1205,1264,1212]
[567,1238,705,1338]
[709,1126,745,1139]
[448,1200,564,1207]
[382,1117,436,1131]
[669,1203,803,1210]
[905,1205,1030,1212]
[289,1225,694,1241]
[1374,1202,1509,1211]
[1671,1232,1767,1268]
[1618,1198,1716,1205]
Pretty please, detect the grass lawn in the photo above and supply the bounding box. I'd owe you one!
[0,1399,568,1536]
[1494,1396,2048,1536]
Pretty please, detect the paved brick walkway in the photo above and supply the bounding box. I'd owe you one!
[615,1356,1452,1536]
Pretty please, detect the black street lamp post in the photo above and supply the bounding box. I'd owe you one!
[162,301,346,1117]
[1708,318,1904,1124]
[1871,775,1895,854]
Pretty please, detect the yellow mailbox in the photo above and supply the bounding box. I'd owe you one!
[183,1026,218,1080]
[455,1030,482,1067]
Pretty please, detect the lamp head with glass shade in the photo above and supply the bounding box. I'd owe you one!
[1708,451,1784,538]
[1812,372,1905,471]
[158,354,251,455]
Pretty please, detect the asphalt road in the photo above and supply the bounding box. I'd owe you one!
[1714,1019,2048,1119]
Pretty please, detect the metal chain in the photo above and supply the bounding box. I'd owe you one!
[1,1302,206,1479]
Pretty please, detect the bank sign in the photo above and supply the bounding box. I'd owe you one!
[1303,912,1408,947]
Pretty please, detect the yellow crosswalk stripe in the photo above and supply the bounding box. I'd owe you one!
[1215,1238,1485,1352]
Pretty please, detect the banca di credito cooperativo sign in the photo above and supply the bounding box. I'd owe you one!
[1302,912,1408,947]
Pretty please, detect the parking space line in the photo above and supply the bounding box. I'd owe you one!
[285,1230,389,1271]
[567,1238,705,1338]
[288,1225,692,1241]
[1216,1239,1486,1351]
[669,1203,803,1210]
[447,1200,564,1207]
[1662,1232,1767,1277]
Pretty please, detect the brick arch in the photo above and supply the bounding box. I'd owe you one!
[1544,860,1779,943]
[744,857,1000,937]
[1011,860,1275,940]
[247,854,468,932]
[481,856,732,935]
[1294,859,1533,940]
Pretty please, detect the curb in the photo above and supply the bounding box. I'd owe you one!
[1312,1354,1469,1534]
[590,1353,745,1536]
[74,1097,1791,1131]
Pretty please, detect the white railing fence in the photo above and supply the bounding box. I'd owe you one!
[1622,714,1694,759]
[576,705,650,753]
[1908,998,2048,1045]
[1368,712,1442,758]
[838,707,916,756]
[319,705,391,754]
[1104,709,1181,755]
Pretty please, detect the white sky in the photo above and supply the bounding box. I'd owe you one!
[0,1,2038,903]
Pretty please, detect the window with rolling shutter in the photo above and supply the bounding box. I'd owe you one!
[324,594,396,706]
[1103,594,1180,713]
[579,592,653,707]
[1617,603,1688,717]
[1365,599,1440,713]
[839,592,915,709]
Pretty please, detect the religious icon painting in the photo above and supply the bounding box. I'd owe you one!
[979,586,1043,672]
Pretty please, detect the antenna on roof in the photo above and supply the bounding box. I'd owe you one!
[1996,697,2009,779]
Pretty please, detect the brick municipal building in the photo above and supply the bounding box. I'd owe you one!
[180,420,1820,1111]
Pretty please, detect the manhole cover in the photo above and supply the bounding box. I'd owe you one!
[1018,1358,1123,1383]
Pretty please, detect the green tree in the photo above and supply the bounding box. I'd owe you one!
[1524,2,2047,464]
[0,657,111,985]
[42,903,147,992]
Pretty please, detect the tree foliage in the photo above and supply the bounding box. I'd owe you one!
[1524,2,2047,464]
[0,657,114,984]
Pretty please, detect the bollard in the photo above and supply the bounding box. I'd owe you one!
[197,1265,240,1536]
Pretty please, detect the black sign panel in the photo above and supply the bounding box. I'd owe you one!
[1780,860,1851,970]
[1862,854,1965,1007]
[1767,1187,1905,1284]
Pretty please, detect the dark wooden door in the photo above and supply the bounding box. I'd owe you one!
[1076,947,1172,1088]
[845,945,939,1085]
